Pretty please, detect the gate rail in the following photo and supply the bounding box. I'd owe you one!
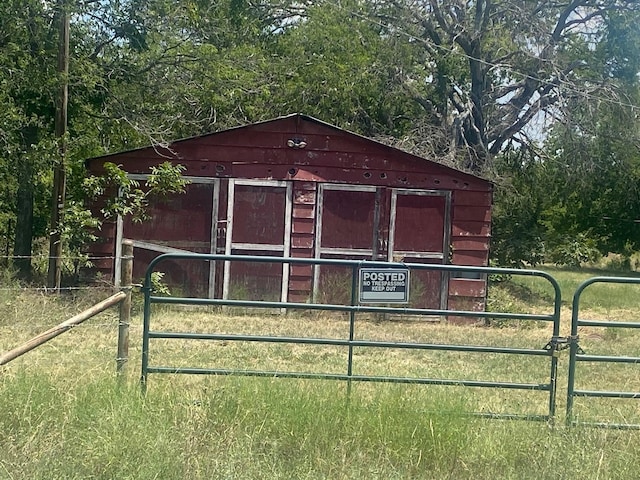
[141,253,563,421]
[566,276,640,428]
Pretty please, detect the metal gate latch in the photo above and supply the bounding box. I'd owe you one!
[543,336,573,357]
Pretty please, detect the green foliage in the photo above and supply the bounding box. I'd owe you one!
[538,86,640,264]
[486,283,528,318]
[492,88,640,268]
[491,150,546,267]
[316,270,353,305]
[600,253,634,272]
[146,162,188,196]
[268,1,425,137]
[546,232,602,268]
[0,0,639,280]
[150,271,171,296]
[58,200,101,279]
[85,161,188,223]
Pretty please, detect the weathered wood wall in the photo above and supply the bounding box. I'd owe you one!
[86,114,492,318]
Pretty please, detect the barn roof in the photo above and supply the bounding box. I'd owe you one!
[86,113,490,186]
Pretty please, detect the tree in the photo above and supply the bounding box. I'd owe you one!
[2,0,638,276]
[542,87,640,260]
[0,0,59,278]
[1,0,308,280]
[491,6,640,266]
[266,1,427,137]
[377,0,640,172]
[490,150,547,267]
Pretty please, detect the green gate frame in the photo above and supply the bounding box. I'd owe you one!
[141,253,563,421]
[566,276,640,428]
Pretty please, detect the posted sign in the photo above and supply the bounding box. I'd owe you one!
[359,268,410,303]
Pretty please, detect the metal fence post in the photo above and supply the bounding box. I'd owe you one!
[117,239,134,375]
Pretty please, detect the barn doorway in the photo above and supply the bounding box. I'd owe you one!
[222,179,292,302]
[313,185,379,304]
[314,184,450,308]
[388,189,451,308]
[117,177,220,298]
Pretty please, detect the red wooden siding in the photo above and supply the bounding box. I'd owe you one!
[447,188,492,315]
[90,219,117,271]
[86,114,493,322]
[449,189,491,267]
[289,181,316,302]
[449,278,487,297]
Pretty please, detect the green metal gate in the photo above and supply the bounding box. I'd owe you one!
[566,276,640,428]
[141,253,563,422]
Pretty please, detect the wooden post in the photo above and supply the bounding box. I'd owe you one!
[117,239,134,375]
[47,0,70,290]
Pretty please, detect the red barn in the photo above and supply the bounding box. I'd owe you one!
[86,114,492,314]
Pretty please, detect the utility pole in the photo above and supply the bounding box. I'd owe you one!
[48,0,69,290]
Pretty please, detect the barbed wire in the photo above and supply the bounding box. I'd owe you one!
[0,323,131,330]
[0,253,121,291]
[0,255,118,261]
[0,285,119,292]
[5,320,140,327]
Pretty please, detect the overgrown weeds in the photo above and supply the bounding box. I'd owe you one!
[3,266,640,478]
[0,373,474,479]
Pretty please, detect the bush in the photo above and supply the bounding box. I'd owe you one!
[547,232,601,267]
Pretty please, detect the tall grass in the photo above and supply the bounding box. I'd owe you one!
[3,266,640,478]
[4,371,640,479]
[504,265,640,313]
[0,372,474,479]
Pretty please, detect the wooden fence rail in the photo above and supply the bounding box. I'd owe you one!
[0,239,134,370]
[0,291,126,366]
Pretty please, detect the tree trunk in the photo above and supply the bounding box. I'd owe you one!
[461,41,488,173]
[13,127,38,279]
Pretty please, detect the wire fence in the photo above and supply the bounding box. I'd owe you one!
[0,245,135,373]
[0,288,130,330]
[0,255,118,260]
[0,285,118,293]
[0,253,119,291]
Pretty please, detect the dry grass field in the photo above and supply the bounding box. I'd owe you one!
[2,267,640,478]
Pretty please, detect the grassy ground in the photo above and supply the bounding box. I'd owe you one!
[4,371,640,480]
[2,266,640,479]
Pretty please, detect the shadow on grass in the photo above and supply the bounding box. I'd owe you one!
[543,265,640,278]
[496,279,556,305]
[491,265,640,313]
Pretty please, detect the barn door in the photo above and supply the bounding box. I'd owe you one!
[313,184,380,302]
[116,177,220,298]
[388,189,451,308]
[223,180,292,301]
